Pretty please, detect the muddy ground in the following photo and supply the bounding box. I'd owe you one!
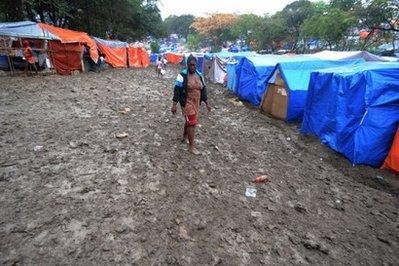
[0,66,398,265]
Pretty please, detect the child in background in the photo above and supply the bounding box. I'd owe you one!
[156,55,165,77]
[23,40,38,75]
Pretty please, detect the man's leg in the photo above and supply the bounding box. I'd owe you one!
[32,63,38,75]
[25,62,29,75]
[182,124,188,143]
[187,126,199,154]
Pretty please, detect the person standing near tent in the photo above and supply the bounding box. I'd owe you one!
[23,40,38,75]
[156,55,165,77]
[171,55,211,155]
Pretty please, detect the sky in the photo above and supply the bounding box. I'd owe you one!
[159,0,320,19]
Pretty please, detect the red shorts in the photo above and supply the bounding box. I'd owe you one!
[185,114,198,126]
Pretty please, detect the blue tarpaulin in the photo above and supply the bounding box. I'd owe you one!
[0,55,9,69]
[92,37,127,47]
[150,53,158,63]
[225,53,258,92]
[226,62,237,92]
[0,21,58,40]
[206,51,255,60]
[301,62,399,167]
[235,55,317,107]
[196,55,204,74]
[272,59,365,122]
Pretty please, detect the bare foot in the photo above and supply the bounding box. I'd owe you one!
[189,147,200,155]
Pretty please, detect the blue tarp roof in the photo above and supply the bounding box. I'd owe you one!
[272,58,365,122]
[0,21,58,40]
[93,37,127,48]
[205,51,256,60]
[301,62,399,167]
[235,55,317,107]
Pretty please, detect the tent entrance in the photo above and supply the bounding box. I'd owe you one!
[261,70,288,120]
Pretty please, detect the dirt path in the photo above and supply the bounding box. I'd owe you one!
[0,67,398,265]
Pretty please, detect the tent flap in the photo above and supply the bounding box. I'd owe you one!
[94,37,127,68]
[128,47,150,68]
[39,23,98,63]
[301,62,399,167]
[383,129,399,173]
[48,41,83,75]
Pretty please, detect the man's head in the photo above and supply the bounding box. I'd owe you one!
[187,55,197,74]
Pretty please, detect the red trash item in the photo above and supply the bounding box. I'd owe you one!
[253,175,269,183]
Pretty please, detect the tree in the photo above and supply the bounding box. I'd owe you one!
[330,0,359,11]
[280,0,316,51]
[302,8,356,50]
[231,14,262,46]
[150,41,160,53]
[186,33,202,51]
[357,0,399,49]
[0,0,24,21]
[254,14,288,52]
[313,0,329,14]
[164,14,195,38]
[1,0,164,41]
[191,13,238,50]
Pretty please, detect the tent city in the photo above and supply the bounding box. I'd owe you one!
[0,0,398,264]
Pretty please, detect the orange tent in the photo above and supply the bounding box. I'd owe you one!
[140,48,150,68]
[48,41,83,75]
[128,46,150,68]
[165,52,183,64]
[39,23,98,63]
[383,129,399,174]
[94,37,127,68]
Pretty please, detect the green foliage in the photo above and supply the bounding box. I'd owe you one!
[330,0,359,11]
[24,0,75,27]
[302,8,356,49]
[357,0,398,31]
[280,0,316,50]
[231,14,262,44]
[150,41,160,53]
[1,0,164,41]
[355,0,398,48]
[164,15,195,38]
[1,0,397,52]
[254,15,288,51]
[186,33,202,51]
[313,1,329,14]
[0,0,24,21]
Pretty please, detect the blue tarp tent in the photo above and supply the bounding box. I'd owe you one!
[235,55,318,106]
[301,62,399,167]
[261,59,365,122]
[212,51,255,59]
[226,62,237,92]
[150,53,158,63]
[225,52,258,92]
[0,21,58,40]
[0,56,9,69]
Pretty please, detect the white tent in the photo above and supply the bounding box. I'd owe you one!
[208,55,227,84]
[313,50,396,62]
